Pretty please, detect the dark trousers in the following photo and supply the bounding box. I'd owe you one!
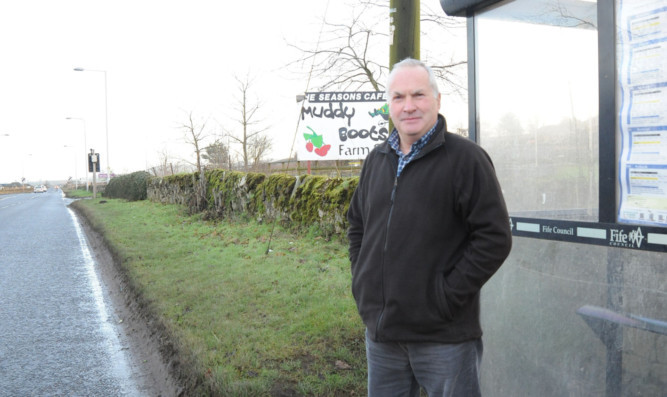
[365,329,483,397]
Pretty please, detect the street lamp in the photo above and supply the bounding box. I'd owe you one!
[66,117,89,191]
[63,145,78,189]
[73,67,110,183]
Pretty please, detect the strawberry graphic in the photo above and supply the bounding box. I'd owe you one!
[314,144,331,157]
[303,126,330,157]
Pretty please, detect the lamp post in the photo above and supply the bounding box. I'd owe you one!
[65,117,88,190]
[73,67,110,183]
[89,149,98,199]
[63,145,78,189]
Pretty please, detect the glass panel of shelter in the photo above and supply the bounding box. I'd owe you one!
[475,0,599,221]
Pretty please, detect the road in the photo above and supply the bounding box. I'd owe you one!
[0,189,160,396]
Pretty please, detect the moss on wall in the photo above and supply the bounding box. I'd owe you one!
[147,171,357,238]
[252,174,298,222]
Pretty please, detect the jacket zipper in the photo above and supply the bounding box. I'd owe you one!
[376,175,399,339]
[384,176,398,252]
[372,129,444,339]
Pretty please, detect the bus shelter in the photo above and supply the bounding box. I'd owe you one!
[440,0,667,395]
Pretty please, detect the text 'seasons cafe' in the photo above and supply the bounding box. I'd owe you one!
[297,92,389,161]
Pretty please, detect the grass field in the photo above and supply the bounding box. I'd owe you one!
[71,197,366,396]
[64,188,94,198]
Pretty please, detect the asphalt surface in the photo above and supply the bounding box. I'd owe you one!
[0,190,141,396]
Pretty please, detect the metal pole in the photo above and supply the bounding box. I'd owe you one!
[92,168,97,199]
[103,70,110,183]
[73,156,78,190]
[83,119,89,191]
[90,149,98,199]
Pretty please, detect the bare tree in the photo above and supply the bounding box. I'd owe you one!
[287,1,388,91]
[154,148,172,177]
[179,111,209,174]
[228,75,270,171]
[548,1,597,29]
[248,135,272,170]
[287,0,467,95]
[149,149,191,177]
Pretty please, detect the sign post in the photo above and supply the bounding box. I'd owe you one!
[88,149,100,199]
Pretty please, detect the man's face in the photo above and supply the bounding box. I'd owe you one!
[388,66,441,144]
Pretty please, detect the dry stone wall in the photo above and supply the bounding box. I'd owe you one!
[147,171,359,238]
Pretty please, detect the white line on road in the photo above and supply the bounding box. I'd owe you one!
[68,208,139,395]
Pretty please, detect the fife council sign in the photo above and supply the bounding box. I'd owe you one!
[297,91,389,161]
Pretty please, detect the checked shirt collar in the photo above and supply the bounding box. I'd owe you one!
[388,122,438,177]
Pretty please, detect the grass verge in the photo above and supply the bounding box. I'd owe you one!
[63,188,94,198]
[71,198,366,396]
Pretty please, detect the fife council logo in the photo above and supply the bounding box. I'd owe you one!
[609,227,645,248]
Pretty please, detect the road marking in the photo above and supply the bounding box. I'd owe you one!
[68,208,138,394]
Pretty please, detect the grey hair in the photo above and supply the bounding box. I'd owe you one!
[386,58,440,99]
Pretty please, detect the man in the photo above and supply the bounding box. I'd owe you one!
[347,58,512,397]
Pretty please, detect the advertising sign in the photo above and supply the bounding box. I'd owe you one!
[297,91,389,161]
[617,0,667,226]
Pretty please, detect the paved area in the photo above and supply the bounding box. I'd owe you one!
[0,190,140,396]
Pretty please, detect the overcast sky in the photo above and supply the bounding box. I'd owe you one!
[0,0,464,185]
